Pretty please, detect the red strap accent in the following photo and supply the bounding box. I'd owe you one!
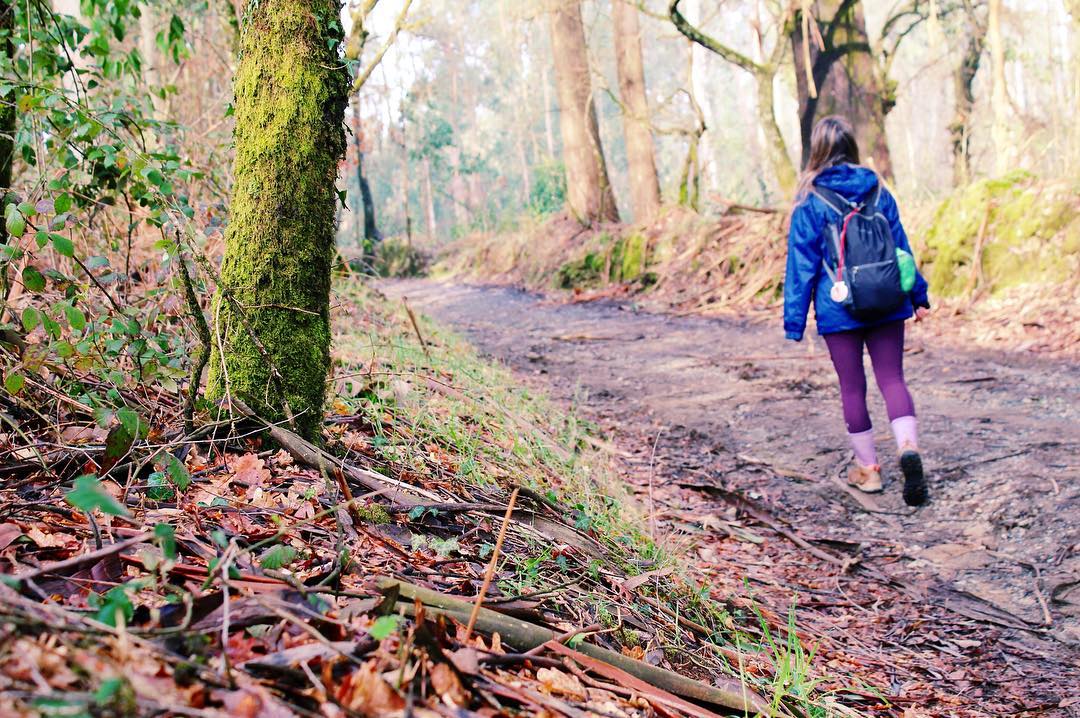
[837,208,860,275]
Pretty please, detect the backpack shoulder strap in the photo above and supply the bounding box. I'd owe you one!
[866,181,883,212]
[810,185,856,217]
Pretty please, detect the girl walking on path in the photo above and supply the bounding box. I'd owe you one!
[784,116,931,506]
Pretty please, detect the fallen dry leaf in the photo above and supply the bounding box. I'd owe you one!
[430,662,468,706]
[448,647,479,676]
[25,525,78,549]
[0,523,23,551]
[231,453,271,487]
[337,661,405,716]
[536,667,586,700]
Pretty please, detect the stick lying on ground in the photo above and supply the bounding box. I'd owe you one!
[9,532,153,592]
[232,400,608,559]
[382,577,773,716]
[231,399,435,504]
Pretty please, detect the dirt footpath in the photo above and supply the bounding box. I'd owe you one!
[382,279,1080,716]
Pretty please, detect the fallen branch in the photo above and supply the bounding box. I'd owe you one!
[231,399,434,504]
[382,577,771,715]
[545,641,747,718]
[711,486,858,570]
[10,532,152,592]
[523,623,602,657]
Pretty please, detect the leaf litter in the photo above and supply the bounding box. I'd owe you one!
[0,278,837,717]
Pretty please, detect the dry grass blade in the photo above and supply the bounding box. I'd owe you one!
[464,486,519,642]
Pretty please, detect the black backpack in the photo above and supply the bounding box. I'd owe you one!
[812,182,906,320]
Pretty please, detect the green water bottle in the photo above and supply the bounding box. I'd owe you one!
[896,248,916,292]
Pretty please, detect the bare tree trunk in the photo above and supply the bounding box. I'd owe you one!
[350,97,380,246]
[399,116,413,240]
[679,37,706,210]
[791,0,893,178]
[542,63,557,158]
[613,0,660,222]
[448,59,469,228]
[549,0,620,224]
[754,73,796,194]
[207,0,348,441]
[500,2,535,208]
[358,150,379,243]
[423,157,437,240]
[950,18,986,186]
[516,132,532,205]
[670,0,794,195]
[988,0,1009,176]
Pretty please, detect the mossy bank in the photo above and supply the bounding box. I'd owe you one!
[919,172,1080,298]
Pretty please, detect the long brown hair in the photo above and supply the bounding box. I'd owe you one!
[793,116,860,204]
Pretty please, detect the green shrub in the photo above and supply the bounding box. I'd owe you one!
[556,251,606,289]
[529,159,567,217]
[373,237,427,278]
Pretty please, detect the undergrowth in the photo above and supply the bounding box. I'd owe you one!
[332,280,656,562]
[330,278,856,712]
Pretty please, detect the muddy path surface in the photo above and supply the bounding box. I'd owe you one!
[382,279,1080,716]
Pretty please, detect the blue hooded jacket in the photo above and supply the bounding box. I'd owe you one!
[783,164,930,340]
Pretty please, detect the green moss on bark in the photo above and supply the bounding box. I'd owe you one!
[207,0,349,440]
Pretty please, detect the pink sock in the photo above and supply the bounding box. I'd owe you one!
[848,429,878,467]
[891,416,918,451]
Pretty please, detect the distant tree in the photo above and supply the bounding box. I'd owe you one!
[791,0,894,178]
[879,0,987,185]
[945,1,988,185]
[207,0,349,440]
[987,0,1008,176]
[549,0,621,224]
[349,98,381,248]
[669,0,797,195]
[613,0,661,222]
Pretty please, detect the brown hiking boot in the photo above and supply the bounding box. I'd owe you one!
[847,463,883,493]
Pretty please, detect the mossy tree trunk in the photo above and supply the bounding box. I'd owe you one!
[1,0,14,244]
[752,72,797,194]
[549,0,621,225]
[208,0,348,440]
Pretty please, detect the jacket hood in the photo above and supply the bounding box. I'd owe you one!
[813,163,879,203]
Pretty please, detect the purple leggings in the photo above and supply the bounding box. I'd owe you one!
[823,320,915,434]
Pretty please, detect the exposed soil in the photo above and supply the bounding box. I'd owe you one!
[383,279,1080,717]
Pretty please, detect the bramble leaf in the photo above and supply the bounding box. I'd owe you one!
[259,544,297,570]
[4,373,25,395]
[368,615,400,640]
[154,523,177,560]
[166,455,191,491]
[65,475,129,517]
[22,265,45,292]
